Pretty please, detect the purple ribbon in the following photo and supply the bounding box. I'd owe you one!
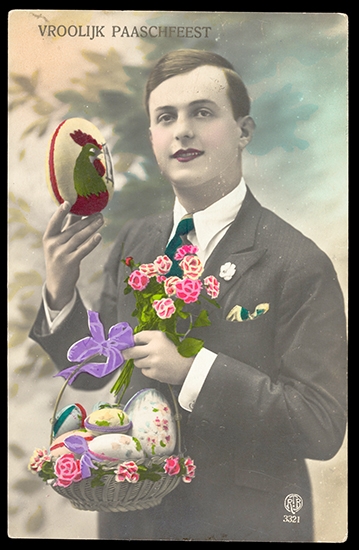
[54,311,134,385]
[64,435,100,479]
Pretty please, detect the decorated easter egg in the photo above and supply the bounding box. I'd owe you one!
[52,403,87,439]
[124,389,176,457]
[88,433,144,462]
[50,429,94,458]
[84,407,132,436]
[46,117,114,216]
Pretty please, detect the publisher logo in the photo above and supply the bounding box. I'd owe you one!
[284,493,303,514]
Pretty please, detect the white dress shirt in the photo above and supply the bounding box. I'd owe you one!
[175,179,247,410]
[43,179,247,411]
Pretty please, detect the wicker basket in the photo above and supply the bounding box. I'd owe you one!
[48,380,184,512]
[52,468,180,512]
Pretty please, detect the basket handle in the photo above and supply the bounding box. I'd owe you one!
[50,360,182,454]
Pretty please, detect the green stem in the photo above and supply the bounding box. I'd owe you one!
[110,358,134,402]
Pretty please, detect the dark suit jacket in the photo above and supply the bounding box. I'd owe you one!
[30,188,347,541]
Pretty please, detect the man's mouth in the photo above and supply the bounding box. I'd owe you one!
[171,149,204,162]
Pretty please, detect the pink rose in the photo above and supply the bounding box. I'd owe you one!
[179,255,204,280]
[183,457,196,483]
[115,461,139,483]
[54,453,82,487]
[175,278,202,304]
[139,263,157,277]
[164,456,181,476]
[28,448,51,473]
[164,276,181,296]
[174,244,199,261]
[204,275,220,299]
[184,457,195,470]
[128,269,150,291]
[153,255,172,275]
[152,298,176,319]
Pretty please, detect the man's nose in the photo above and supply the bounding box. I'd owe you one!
[174,116,194,140]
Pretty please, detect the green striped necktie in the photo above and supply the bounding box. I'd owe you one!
[165,215,194,276]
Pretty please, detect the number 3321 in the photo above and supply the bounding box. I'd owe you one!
[283,515,301,523]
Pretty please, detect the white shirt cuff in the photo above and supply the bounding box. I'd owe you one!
[42,284,77,334]
[178,348,217,412]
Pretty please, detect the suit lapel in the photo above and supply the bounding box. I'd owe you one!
[203,188,267,301]
[130,211,173,263]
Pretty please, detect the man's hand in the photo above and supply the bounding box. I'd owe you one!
[123,331,195,385]
[43,201,104,310]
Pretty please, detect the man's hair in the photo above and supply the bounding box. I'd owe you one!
[145,49,250,120]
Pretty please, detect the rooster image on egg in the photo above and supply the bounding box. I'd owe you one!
[124,389,176,457]
[46,117,114,216]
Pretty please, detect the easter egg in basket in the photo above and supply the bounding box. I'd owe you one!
[50,429,94,458]
[84,407,132,436]
[52,402,87,439]
[46,117,114,216]
[88,433,144,462]
[124,389,177,457]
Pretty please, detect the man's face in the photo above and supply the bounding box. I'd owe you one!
[148,65,250,195]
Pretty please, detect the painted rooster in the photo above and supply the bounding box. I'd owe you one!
[69,129,110,216]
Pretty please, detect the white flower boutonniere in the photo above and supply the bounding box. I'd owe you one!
[219,262,236,281]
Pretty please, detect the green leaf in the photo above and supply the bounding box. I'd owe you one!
[95,420,110,427]
[201,295,221,308]
[55,89,86,105]
[193,309,211,328]
[162,329,181,347]
[10,73,37,95]
[132,437,142,452]
[177,337,204,358]
[140,471,162,482]
[117,412,125,425]
[91,476,105,488]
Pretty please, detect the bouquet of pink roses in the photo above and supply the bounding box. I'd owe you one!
[111,245,220,399]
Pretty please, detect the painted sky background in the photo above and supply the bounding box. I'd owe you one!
[8,11,348,540]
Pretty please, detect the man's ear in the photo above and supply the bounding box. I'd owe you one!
[237,116,255,149]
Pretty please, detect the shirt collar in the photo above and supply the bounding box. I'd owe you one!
[172,178,247,251]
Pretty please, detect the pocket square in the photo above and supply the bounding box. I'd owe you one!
[226,303,270,322]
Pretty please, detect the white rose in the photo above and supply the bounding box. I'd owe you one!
[219,262,236,281]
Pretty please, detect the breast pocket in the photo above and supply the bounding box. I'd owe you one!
[224,310,271,334]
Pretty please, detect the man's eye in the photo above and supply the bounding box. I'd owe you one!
[157,113,175,123]
[195,109,212,118]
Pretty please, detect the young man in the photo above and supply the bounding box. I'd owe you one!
[30,49,347,541]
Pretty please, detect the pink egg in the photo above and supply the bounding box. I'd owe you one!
[50,430,93,458]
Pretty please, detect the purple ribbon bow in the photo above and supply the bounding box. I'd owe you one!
[64,435,100,478]
[54,311,134,385]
